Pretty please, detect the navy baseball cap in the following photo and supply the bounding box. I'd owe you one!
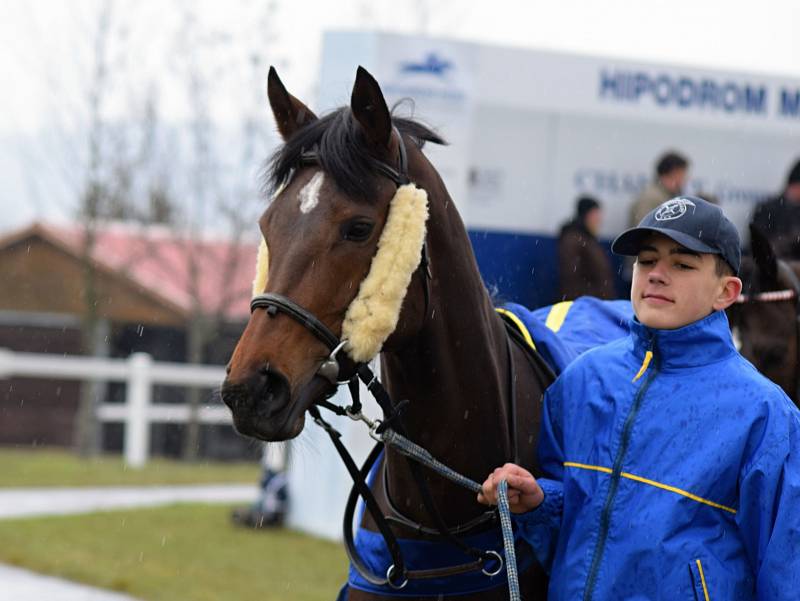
[612,196,741,274]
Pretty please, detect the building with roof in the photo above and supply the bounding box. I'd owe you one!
[0,221,258,459]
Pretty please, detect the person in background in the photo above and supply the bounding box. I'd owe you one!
[557,196,616,301]
[629,151,690,227]
[231,443,288,528]
[751,158,800,258]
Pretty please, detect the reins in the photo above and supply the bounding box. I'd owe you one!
[250,129,526,598]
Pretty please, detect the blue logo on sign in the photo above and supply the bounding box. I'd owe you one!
[400,53,453,77]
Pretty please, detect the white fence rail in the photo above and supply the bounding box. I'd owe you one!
[0,348,229,468]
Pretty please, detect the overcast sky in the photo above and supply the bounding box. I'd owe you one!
[3,0,799,131]
[1,0,798,229]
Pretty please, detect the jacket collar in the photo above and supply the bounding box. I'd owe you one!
[629,310,736,371]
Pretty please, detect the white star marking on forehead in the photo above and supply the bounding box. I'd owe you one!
[298,171,324,214]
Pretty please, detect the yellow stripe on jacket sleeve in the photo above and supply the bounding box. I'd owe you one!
[564,462,737,514]
[496,308,536,350]
[544,301,573,333]
[621,471,737,514]
[563,461,613,474]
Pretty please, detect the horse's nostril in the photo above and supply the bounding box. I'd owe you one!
[252,366,290,416]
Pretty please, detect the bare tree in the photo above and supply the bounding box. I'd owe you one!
[73,0,115,457]
[15,0,179,456]
[16,0,280,460]
[167,3,279,460]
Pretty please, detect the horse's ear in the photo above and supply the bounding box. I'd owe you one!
[750,223,779,285]
[350,66,392,149]
[267,66,317,141]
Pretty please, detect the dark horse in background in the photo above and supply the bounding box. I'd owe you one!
[222,67,549,599]
[728,224,800,406]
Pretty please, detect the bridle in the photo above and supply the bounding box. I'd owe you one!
[249,128,518,592]
[251,126,431,379]
[734,259,800,402]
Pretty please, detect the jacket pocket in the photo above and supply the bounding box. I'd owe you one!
[688,559,711,601]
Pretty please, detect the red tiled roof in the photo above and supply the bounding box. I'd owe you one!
[2,221,258,321]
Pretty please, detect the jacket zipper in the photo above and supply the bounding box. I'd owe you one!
[582,341,659,601]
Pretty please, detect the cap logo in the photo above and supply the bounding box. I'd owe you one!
[654,197,696,221]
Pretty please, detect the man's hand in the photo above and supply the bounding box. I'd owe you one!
[477,463,544,514]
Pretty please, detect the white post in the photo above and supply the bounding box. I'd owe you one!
[0,347,11,378]
[125,352,153,468]
[263,442,287,471]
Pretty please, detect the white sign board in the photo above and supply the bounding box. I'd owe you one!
[286,31,800,542]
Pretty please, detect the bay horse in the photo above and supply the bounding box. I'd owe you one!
[728,224,800,406]
[222,67,550,599]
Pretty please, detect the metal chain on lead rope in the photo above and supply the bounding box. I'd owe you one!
[341,405,522,601]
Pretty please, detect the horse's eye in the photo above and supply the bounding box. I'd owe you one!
[341,219,374,242]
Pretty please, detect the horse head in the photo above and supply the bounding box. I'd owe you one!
[222,67,444,441]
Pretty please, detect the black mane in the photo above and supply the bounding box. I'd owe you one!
[263,107,445,201]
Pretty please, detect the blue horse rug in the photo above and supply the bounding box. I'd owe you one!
[498,296,633,376]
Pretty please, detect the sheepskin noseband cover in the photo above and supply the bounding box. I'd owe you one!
[252,238,269,297]
[342,183,429,362]
[251,182,429,363]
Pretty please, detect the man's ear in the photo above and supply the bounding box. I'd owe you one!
[713,276,743,311]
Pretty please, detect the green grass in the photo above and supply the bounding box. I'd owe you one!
[0,448,260,488]
[0,503,348,601]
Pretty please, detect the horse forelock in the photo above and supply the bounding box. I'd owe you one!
[261,107,444,202]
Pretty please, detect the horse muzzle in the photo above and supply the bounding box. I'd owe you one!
[221,367,335,441]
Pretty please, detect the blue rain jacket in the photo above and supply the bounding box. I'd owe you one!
[515,309,800,600]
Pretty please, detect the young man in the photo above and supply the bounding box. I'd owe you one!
[479,196,800,600]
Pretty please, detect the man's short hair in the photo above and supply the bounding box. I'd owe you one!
[656,152,689,177]
[786,159,800,187]
[714,254,734,277]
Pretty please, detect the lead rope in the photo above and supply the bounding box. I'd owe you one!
[374,426,521,600]
[497,480,521,601]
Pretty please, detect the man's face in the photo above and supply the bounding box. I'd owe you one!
[785,182,800,204]
[584,207,602,236]
[631,233,738,329]
[661,167,687,195]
